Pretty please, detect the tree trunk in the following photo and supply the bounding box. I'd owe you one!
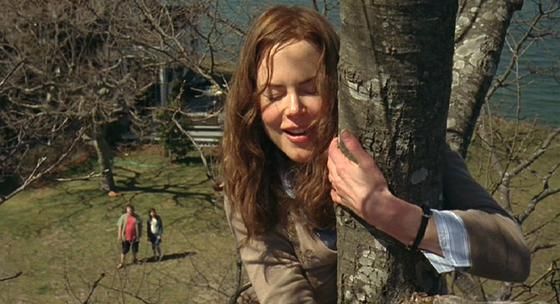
[337,1,457,303]
[92,124,116,192]
[446,0,523,156]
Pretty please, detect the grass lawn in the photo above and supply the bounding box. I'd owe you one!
[0,146,239,304]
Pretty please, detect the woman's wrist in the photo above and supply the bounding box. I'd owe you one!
[409,205,432,251]
[361,188,393,227]
[364,191,426,248]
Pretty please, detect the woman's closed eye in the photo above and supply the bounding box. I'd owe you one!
[298,80,318,96]
[262,79,317,102]
[263,88,285,102]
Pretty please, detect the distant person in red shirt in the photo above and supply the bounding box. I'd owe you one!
[117,204,142,269]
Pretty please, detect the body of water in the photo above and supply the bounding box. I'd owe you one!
[216,0,559,126]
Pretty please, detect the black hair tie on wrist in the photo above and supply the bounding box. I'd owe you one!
[409,204,432,252]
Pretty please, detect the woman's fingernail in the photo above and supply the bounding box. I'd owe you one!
[341,129,351,140]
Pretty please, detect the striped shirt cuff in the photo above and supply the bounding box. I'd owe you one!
[422,209,471,273]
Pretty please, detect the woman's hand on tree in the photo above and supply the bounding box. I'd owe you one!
[327,130,392,225]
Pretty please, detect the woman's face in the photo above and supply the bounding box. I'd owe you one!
[257,40,324,163]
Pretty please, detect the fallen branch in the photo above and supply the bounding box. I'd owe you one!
[532,242,558,254]
[97,283,153,304]
[82,273,105,304]
[0,271,23,282]
[53,171,100,182]
[407,293,526,303]
[511,259,559,301]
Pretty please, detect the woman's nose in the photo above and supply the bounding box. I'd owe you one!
[287,92,303,114]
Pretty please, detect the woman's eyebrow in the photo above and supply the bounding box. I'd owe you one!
[267,76,316,88]
[266,84,285,90]
[300,77,316,84]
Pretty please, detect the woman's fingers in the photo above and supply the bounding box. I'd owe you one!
[328,130,375,170]
[327,137,344,165]
[339,130,373,167]
[327,145,346,206]
[328,142,354,210]
[330,189,341,203]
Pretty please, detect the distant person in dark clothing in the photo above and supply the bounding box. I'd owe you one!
[117,204,142,269]
[147,208,164,261]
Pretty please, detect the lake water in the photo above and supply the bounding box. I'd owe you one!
[216,0,559,126]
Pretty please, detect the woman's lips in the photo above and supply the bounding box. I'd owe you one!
[284,128,311,144]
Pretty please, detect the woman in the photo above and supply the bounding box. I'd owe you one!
[147,208,164,261]
[222,6,530,304]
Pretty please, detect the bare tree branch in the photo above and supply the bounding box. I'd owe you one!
[171,112,214,181]
[0,61,24,88]
[0,127,85,206]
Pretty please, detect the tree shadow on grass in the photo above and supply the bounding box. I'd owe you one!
[139,251,196,264]
[115,171,210,194]
[116,179,209,195]
[112,179,221,208]
[174,156,206,165]
[112,162,217,203]
[117,184,218,206]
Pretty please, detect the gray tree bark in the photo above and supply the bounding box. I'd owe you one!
[446,0,523,157]
[92,124,116,192]
[337,0,457,303]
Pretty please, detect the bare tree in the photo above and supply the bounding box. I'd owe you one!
[0,0,231,202]
[0,0,158,196]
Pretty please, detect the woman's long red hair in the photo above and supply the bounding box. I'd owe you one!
[222,6,339,239]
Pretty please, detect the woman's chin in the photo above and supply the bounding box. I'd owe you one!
[285,150,313,164]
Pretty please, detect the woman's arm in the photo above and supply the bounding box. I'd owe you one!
[224,198,317,304]
[327,131,530,282]
[442,146,530,281]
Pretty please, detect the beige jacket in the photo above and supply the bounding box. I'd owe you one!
[225,148,530,304]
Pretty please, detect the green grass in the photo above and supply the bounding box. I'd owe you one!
[0,145,238,304]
